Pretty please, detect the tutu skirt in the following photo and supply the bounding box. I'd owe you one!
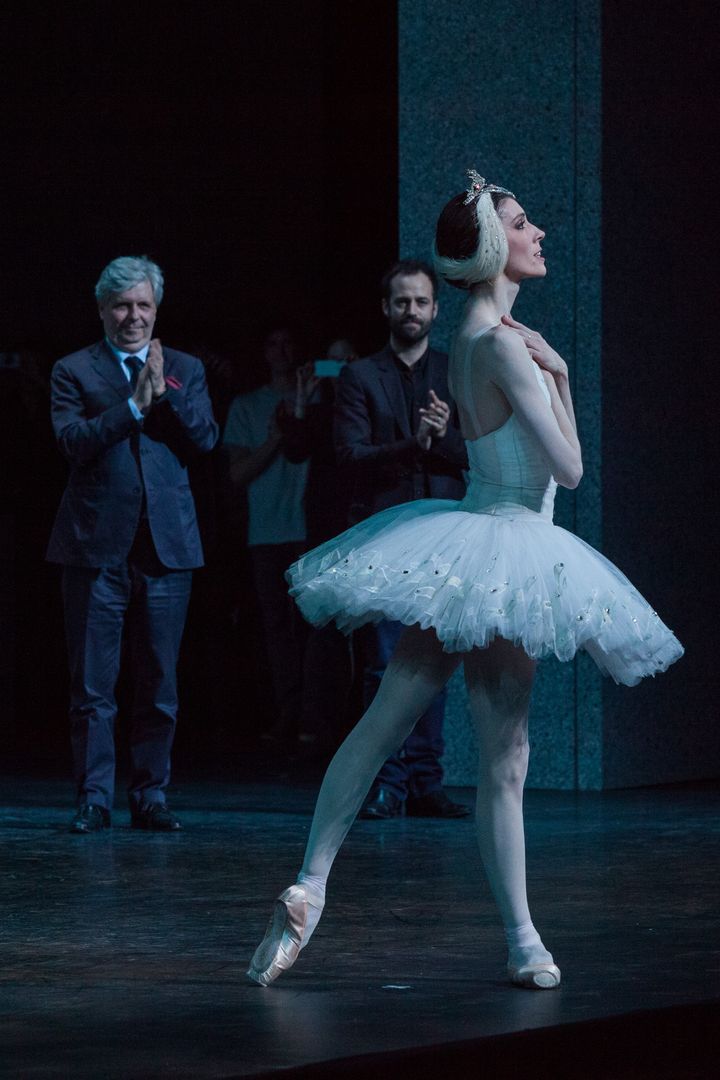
[286,499,684,687]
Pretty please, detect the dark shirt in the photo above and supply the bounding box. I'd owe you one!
[333,344,467,523]
[390,346,430,438]
[390,346,432,496]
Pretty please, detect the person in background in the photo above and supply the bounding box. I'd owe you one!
[223,327,309,745]
[326,338,359,365]
[334,260,471,820]
[279,338,360,755]
[47,255,218,833]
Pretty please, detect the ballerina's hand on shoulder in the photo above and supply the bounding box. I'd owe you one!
[501,314,568,380]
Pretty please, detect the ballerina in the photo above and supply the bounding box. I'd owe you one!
[247,169,684,990]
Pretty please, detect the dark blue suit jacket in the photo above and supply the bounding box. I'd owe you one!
[46,340,218,569]
[334,345,467,524]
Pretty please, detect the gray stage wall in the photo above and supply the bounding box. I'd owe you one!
[399,0,702,789]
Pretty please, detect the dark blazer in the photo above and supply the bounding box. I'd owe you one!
[46,340,218,569]
[334,345,467,523]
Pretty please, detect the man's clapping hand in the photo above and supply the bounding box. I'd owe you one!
[130,338,166,414]
[416,389,450,450]
[147,338,167,397]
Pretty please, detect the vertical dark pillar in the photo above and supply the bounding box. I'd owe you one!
[600,0,718,785]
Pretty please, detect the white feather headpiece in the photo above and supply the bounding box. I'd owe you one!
[433,169,515,287]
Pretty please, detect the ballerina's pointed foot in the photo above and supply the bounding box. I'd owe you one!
[247,885,308,987]
[508,959,561,990]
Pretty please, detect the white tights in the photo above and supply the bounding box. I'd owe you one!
[297,626,551,965]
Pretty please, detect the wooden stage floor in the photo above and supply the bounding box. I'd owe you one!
[1,762,718,1078]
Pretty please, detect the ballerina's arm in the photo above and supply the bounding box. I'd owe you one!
[501,313,578,439]
[486,329,583,489]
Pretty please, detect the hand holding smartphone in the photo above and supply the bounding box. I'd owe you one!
[313,359,346,378]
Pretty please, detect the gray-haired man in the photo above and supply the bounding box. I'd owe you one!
[47,256,218,832]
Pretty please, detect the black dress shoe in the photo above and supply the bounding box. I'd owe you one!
[358,786,404,820]
[69,804,111,833]
[130,804,182,831]
[406,790,471,819]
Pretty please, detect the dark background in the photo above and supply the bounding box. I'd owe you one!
[601,0,718,780]
[0,0,398,770]
[0,0,398,357]
[0,1,716,781]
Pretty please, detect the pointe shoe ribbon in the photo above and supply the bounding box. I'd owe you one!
[247,885,308,987]
[508,960,562,990]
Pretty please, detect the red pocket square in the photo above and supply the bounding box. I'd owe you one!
[165,375,183,390]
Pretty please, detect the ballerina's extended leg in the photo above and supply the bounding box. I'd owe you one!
[247,626,460,985]
[464,638,560,989]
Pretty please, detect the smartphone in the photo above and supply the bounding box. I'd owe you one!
[313,359,346,378]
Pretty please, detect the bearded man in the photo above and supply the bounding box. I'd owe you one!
[333,260,470,820]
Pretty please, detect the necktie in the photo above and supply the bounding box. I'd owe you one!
[126,355,143,390]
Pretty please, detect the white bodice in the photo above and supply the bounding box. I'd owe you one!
[452,325,557,521]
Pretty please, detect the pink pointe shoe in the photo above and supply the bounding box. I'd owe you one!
[247,885,308,987]
[508,959,562,990]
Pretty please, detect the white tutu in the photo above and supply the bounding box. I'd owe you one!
[286,498,684,687]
